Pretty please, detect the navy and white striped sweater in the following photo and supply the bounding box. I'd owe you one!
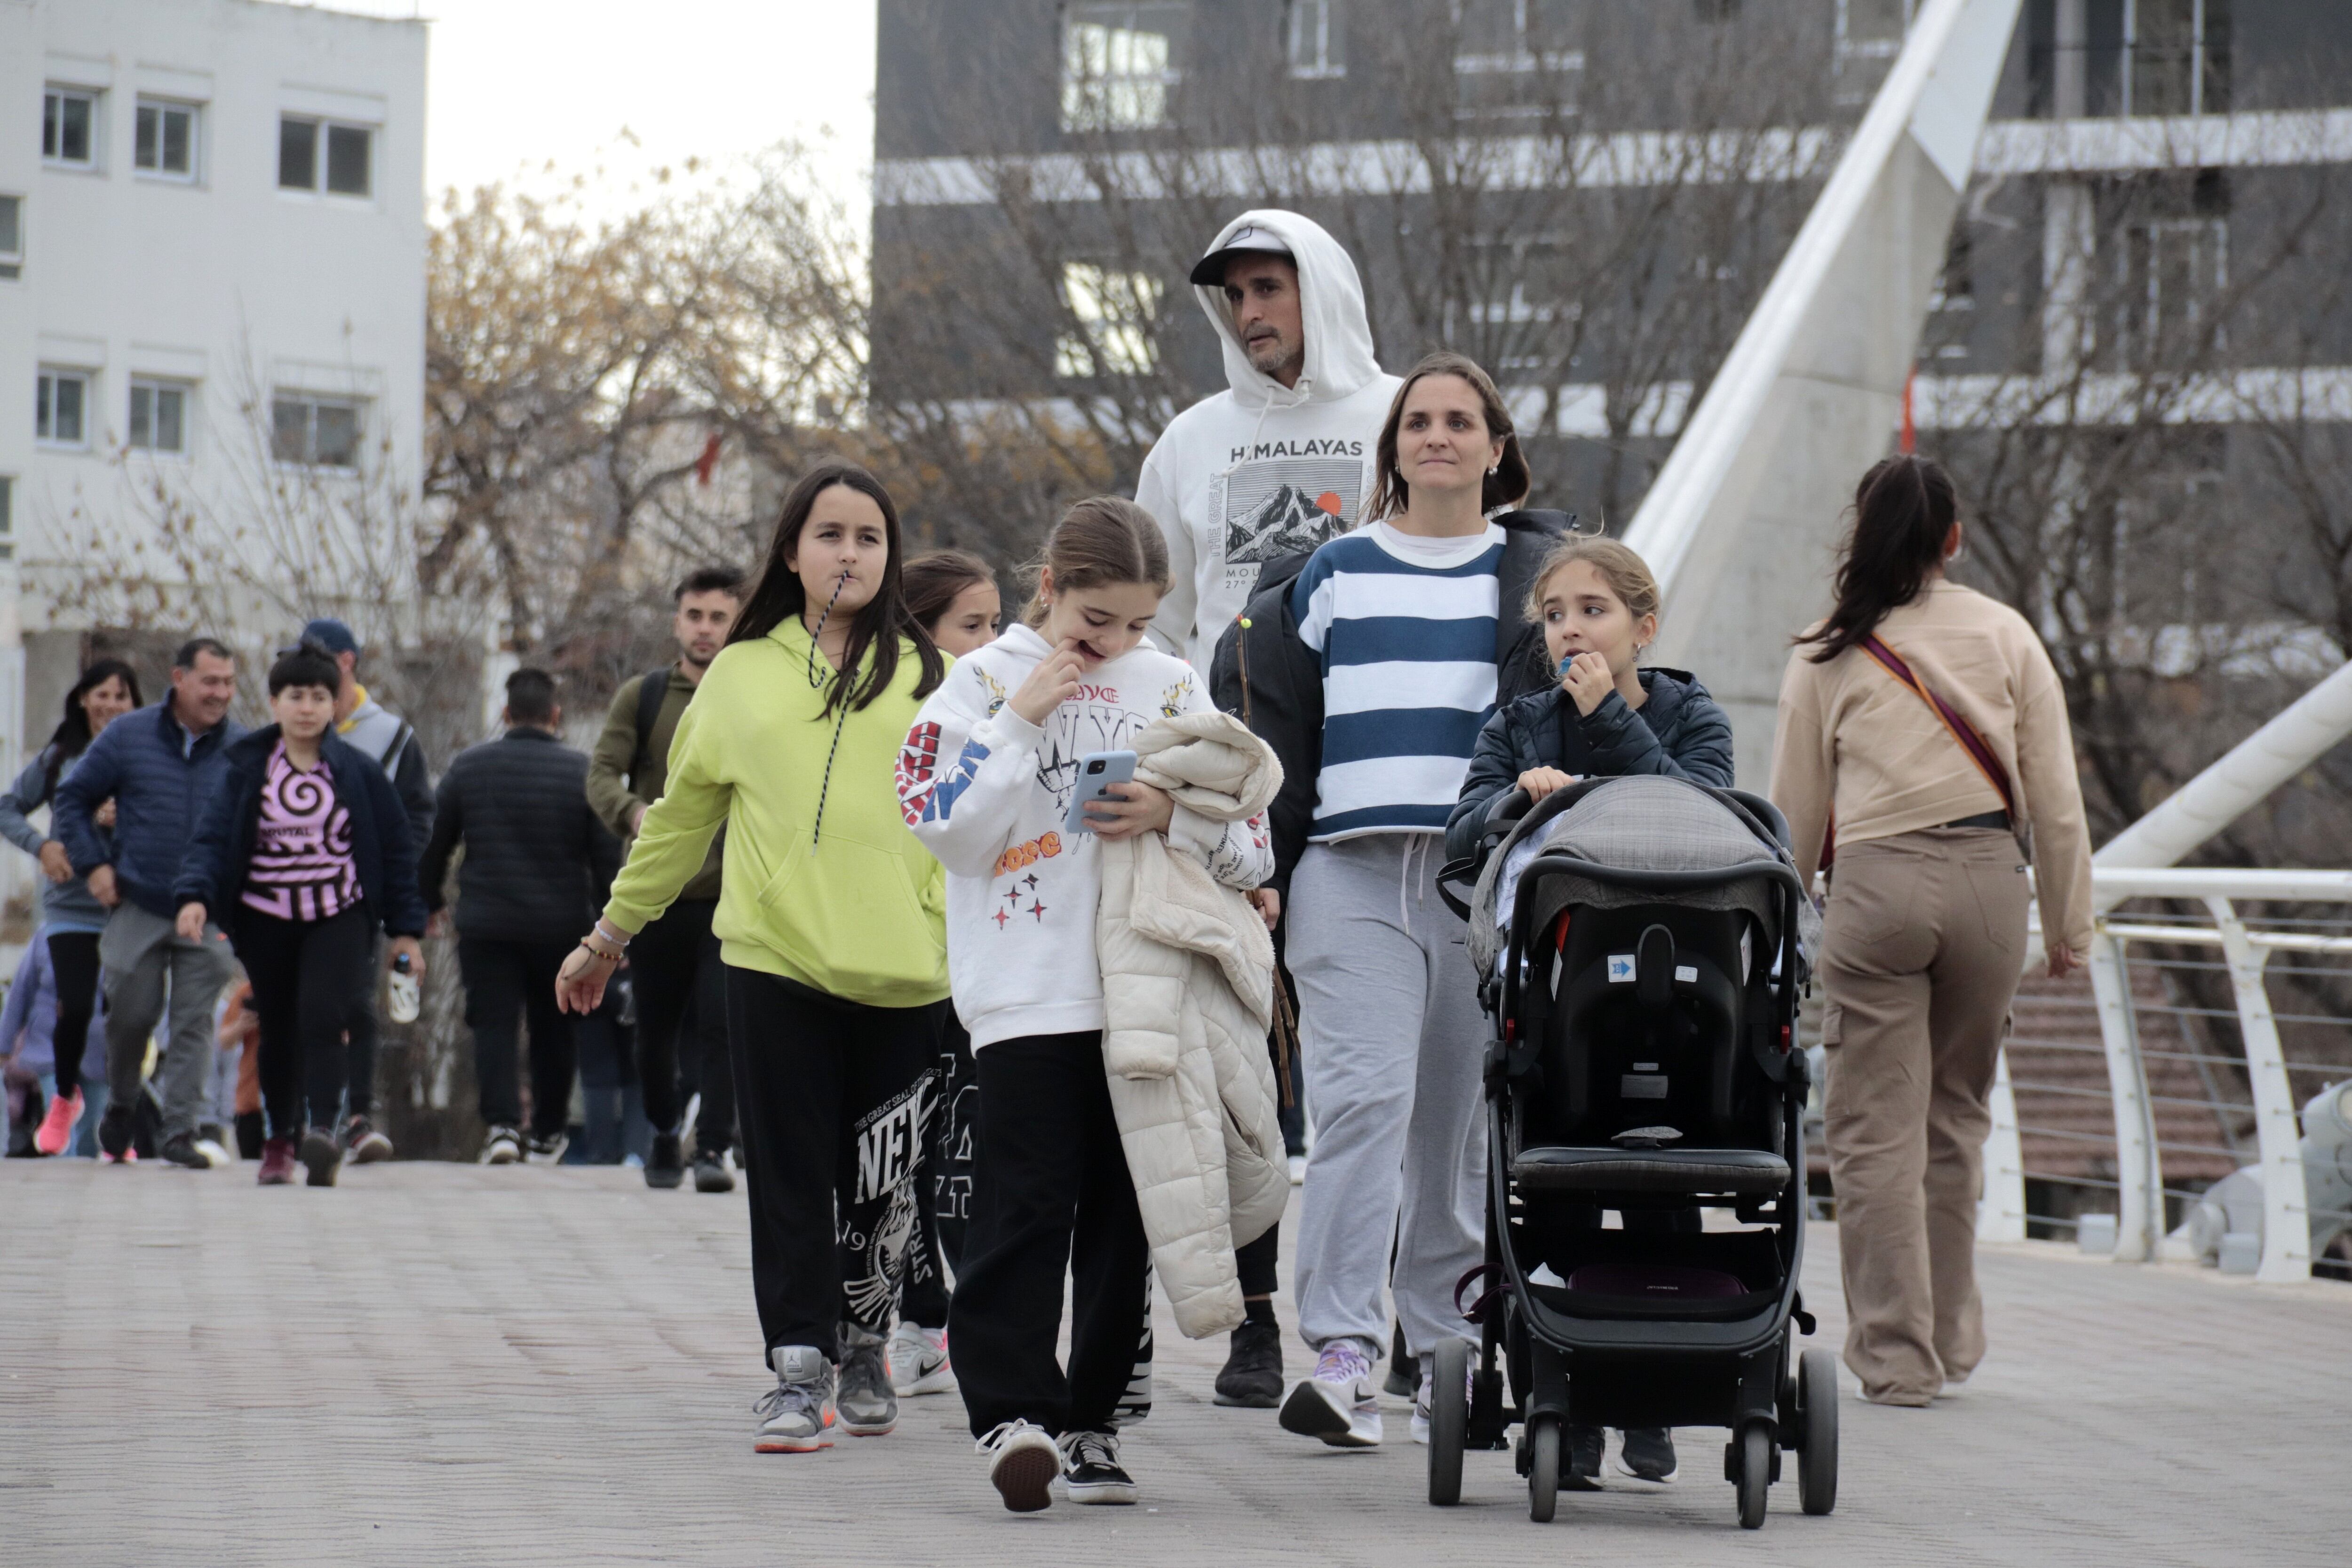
[1290,522,1505,840]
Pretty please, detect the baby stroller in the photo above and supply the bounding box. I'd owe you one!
[1431,775,1836,1529]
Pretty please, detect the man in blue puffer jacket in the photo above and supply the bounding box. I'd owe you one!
[54,637,246,1166]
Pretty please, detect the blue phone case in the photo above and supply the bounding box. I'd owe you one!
[1063,750,1139,836]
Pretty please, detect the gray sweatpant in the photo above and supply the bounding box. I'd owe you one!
[100,902,233,1142]
[1288,834,1486,1358]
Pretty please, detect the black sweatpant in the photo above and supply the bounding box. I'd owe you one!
[951,1031,1150,1439]
[234,907,375,1139]
[45,931,102,1102]
[632,899,734,1149]
[728,966,942,1363]
[458,936,578,1137]
[343,933,381,1118]
[900,1009,977,1330]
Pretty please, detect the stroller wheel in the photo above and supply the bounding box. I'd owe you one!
[1526,1417,1561,1523]
[1427,1338,1470,1505]
[1797,1349,1840,1515]
[1735,1422,1771,1530]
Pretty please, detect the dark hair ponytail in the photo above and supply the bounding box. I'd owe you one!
[1796,455,1957,663]
[728,460,945,714]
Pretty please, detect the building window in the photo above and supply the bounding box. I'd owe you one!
[135,100,199,181]
[278,117,373,197]
[1286,0,1346,79]
[0,194,20,281]
[1833,0,1914,107]
[1056,263,1160,378]
[37,369,91,448]
[2118,215,2226,367]
[1453,0,1583,121]
[128,380,191,455]
[271,394,364,468]
[41,88,98,167]
[2084,0,2231,117]
[1061,3,1189,133]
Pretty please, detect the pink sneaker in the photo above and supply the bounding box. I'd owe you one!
[34,1089,84,1156]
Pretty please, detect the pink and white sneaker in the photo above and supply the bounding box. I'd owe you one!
[34,1089,84,1156]
[1279,1337,1384,1448]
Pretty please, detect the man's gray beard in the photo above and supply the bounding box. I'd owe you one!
[1249,343,1303,380]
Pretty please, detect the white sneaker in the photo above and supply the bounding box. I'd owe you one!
[1278,1338,1383,1448]
[977,1420,1062,1512]
[479,1126,522,1165]
[889,1321,957,1397]
[1287,1154,1307,1185]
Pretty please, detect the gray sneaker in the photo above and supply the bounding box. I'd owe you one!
[836,1324,898,1436]
[754,1345,836,1453]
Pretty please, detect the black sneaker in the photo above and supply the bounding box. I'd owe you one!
[299,1128,342,1187]
[1614,1426,1678,1483]
[525,1130,568,1164]
[97,1101,135,1162]
[1058,1430,1137,1505]
[157,1131,210,1170]
[693,1148,736,1193]
[1566,1423,1606,1491]
[646,1131,685,1189]
[342,1115,394,1164]
[1382,1320,1419,1399]
[1212,1318,1283,1409]
[479,1125,523,1164]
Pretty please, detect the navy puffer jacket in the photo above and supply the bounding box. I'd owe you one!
[54,698,247,918]
[1444,668,1735,865]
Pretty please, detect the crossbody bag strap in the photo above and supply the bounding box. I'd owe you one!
[1860,634,2018,817]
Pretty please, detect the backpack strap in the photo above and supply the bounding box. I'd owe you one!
[375,720,415,773]
[1859,635,2017,816]
[630,668,674,784]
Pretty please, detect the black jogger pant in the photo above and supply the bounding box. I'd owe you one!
[458,937,577,1137]
[632,899,734,1149]
[900,1008,977,1330]
[46,931,102,1102]
[343,933,382,1118]
[951,1031,1150,1439]
[727,966,942,1364]
[234,907,375,1139]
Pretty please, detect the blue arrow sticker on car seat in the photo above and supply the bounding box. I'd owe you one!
[1607,954,1636,983]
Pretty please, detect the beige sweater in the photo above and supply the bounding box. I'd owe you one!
[1769,581,2094,953]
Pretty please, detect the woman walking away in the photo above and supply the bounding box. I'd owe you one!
[556,461,951,1454]
[888,549,1002,1402]
[900,499,1274,1512]
[174,643,428,1187]
[1445,532,1730,1488]
[0,660,140,1155]
[1770,454,2092,1407]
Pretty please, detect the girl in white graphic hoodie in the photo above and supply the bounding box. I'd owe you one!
[897,498,1271,1513]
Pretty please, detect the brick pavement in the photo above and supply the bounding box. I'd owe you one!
[1,1161,2345,1567]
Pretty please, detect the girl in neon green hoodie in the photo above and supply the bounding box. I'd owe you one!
[556,461,950,1455]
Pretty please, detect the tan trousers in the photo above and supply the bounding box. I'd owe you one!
[1820,827,2028,1404]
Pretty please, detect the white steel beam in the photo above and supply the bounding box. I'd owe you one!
[2204,899,2315,1282]
[2086,930,2164,1263]
[1623,0,2023,786]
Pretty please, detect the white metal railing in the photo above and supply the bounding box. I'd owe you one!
[1984,868,2352,1282]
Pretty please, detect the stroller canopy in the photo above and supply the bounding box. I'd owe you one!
[1468,776,1815,977]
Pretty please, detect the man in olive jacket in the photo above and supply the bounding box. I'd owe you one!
[585,566,743,1189]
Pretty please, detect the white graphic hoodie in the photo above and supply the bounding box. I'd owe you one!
[897,624,1272,1050]
[1136,209,1404,670]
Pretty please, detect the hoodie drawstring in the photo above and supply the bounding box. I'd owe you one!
[804,577,852,856]
[1400,834,1432,927]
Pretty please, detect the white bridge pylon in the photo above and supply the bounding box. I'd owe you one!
[1622,0,2024,787]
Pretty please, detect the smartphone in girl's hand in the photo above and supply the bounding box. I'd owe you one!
[1063,750,1139,836]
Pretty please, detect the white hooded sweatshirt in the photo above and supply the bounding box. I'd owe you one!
[896,624,1272,1050]
[1137,209,1404,670]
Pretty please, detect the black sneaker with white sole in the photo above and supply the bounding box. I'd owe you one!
[1058,1430,1137,1505]
[1566,1423,1606,1490]
[977,1420,1061,1512]
[1614,1425,1678,1482]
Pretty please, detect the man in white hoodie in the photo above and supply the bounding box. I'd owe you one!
[1135,210,1401,1413]
[1139,210,1403,672]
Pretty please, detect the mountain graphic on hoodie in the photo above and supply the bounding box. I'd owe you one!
[1225,483,1349,564]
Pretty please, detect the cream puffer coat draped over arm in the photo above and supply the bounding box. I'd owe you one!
[1096,711,1289,1339]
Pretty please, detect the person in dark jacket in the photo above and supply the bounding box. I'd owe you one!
[1445,534,1735,867]
[174,643,427,1187]
[418,667,621,1164]
[53,637,247,1168]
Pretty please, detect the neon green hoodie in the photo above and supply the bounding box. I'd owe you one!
[603,618,949,1008]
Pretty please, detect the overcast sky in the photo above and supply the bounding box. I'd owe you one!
[327,0,880,223]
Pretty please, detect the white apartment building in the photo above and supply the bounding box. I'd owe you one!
[0,0,426,786]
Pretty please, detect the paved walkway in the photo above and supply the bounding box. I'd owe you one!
[2,1160,2345,1567]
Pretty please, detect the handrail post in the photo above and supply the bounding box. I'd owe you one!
[2087,929,2162,1260]
[2203,898,2313,1282]
[1979,1047,2027,1243]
